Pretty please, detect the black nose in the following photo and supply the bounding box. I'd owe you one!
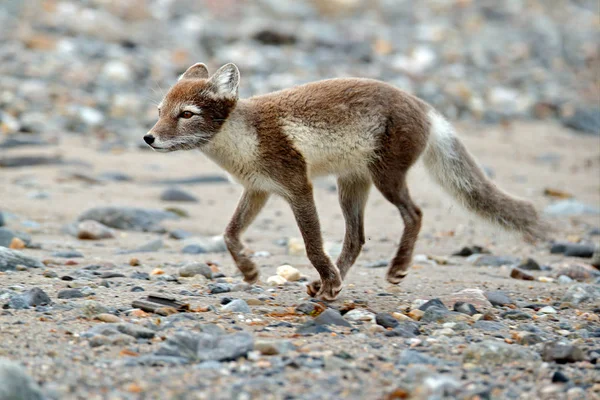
[143,134,155,145]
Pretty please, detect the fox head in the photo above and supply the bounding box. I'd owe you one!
[144,63,239,152]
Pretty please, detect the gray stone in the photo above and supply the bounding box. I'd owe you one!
[160,188,199,202]
[453,302,478,316]
[561,283,600,304]
[151,175,228,185]
[254,340,295,355]
[179,262,213,278]
[118,239,163,254]
[384,322,421,338]
[208,283,231,294]
[77,207,178,232]
[0,212,4,227]
[7,288,51,309]
[221,299,251,313]
[57,289,86,299]
[75,220,114,240]
[419,298,447,311]
[313,309,352,327]
[297,309,351,334]
[0,227,31,248]
[169,229,193,240]
[420,307,469,324]
[561,106,600,135]
[518,258,542,271]
[116,323,155,339]
[0,248,44,271]
[52,250,84,258]
[468,254,520,267]
[463,340,540,365]
[473,321,507,332]
[375,313,399,329]
[545,200,600,216]
[295,302,320,315]
[500,310,532,320]
[182,236,227,254]
[155,331,254,362]
[485,291,514,306]
[99,172,133,182]
[0,155,63,168]
[363,260,388,268]
[397,349,449,366]
[541,341,585,363]
[0,358,45,400]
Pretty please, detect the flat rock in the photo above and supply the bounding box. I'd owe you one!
[297,309,351,334]
[518,258,542,271]
[545,200,600,216]
[0,155,63,168]
[182,236,227,254]
[75,220,114,240]
[443,289,492,309]
[453,302,479,316]
[208,283,231,294]
[473,321,507,332]
[344,309,376,322]
[52,250,84,258]
[468,254,520,267]
[561,283,600,304]
[485,291,514,306]
[0,358,45,400]
[77,206,178,232]
[0,228,32,248]
[384,322,421,338]
[57,289,86,299]
[151,174,228,185]
[160,187,199,202]
[118,239,163,254]
[6,287,51,309]
[561,106,600,135]
[221,299,251,313]
[116,323,155,339]
[375,313,399,329]
[418,298,447,311]
[154,331,253,362]
[463,340,540,365]
[541,341,585,363]
[397,349,449,366]
[179,262,213,278]
[500,310,532,320]
[420,307,470,324]
[0,248,44,271]
[555,264,599,282]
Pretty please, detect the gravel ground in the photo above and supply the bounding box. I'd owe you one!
[0,1,599,399]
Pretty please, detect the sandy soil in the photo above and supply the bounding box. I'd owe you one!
[0,121,599,399]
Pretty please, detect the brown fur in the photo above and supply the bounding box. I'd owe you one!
[145,63,546,301]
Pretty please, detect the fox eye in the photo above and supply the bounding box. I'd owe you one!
[180,111,194,119]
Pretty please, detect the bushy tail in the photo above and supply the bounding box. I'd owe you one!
[422,110,547,242]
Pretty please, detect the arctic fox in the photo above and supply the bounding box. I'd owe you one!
[144,62,545,301]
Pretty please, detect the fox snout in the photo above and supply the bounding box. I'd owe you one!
[143,134,155,145]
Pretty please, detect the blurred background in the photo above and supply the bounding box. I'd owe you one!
[0,0,598,150]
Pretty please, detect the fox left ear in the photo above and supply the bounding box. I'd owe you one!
[179,63,209,80]
[209,63,239,98]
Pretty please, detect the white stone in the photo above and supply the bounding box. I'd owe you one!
[344,309,376,323]
[267,275,287,286]
[276,265,301,282]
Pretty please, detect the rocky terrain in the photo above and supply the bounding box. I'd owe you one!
[0,1,599,399]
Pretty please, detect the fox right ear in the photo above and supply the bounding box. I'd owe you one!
[179,63,209,80]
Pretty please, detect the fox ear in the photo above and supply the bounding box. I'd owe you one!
[209,63,239,98]
[179,63,209,80]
